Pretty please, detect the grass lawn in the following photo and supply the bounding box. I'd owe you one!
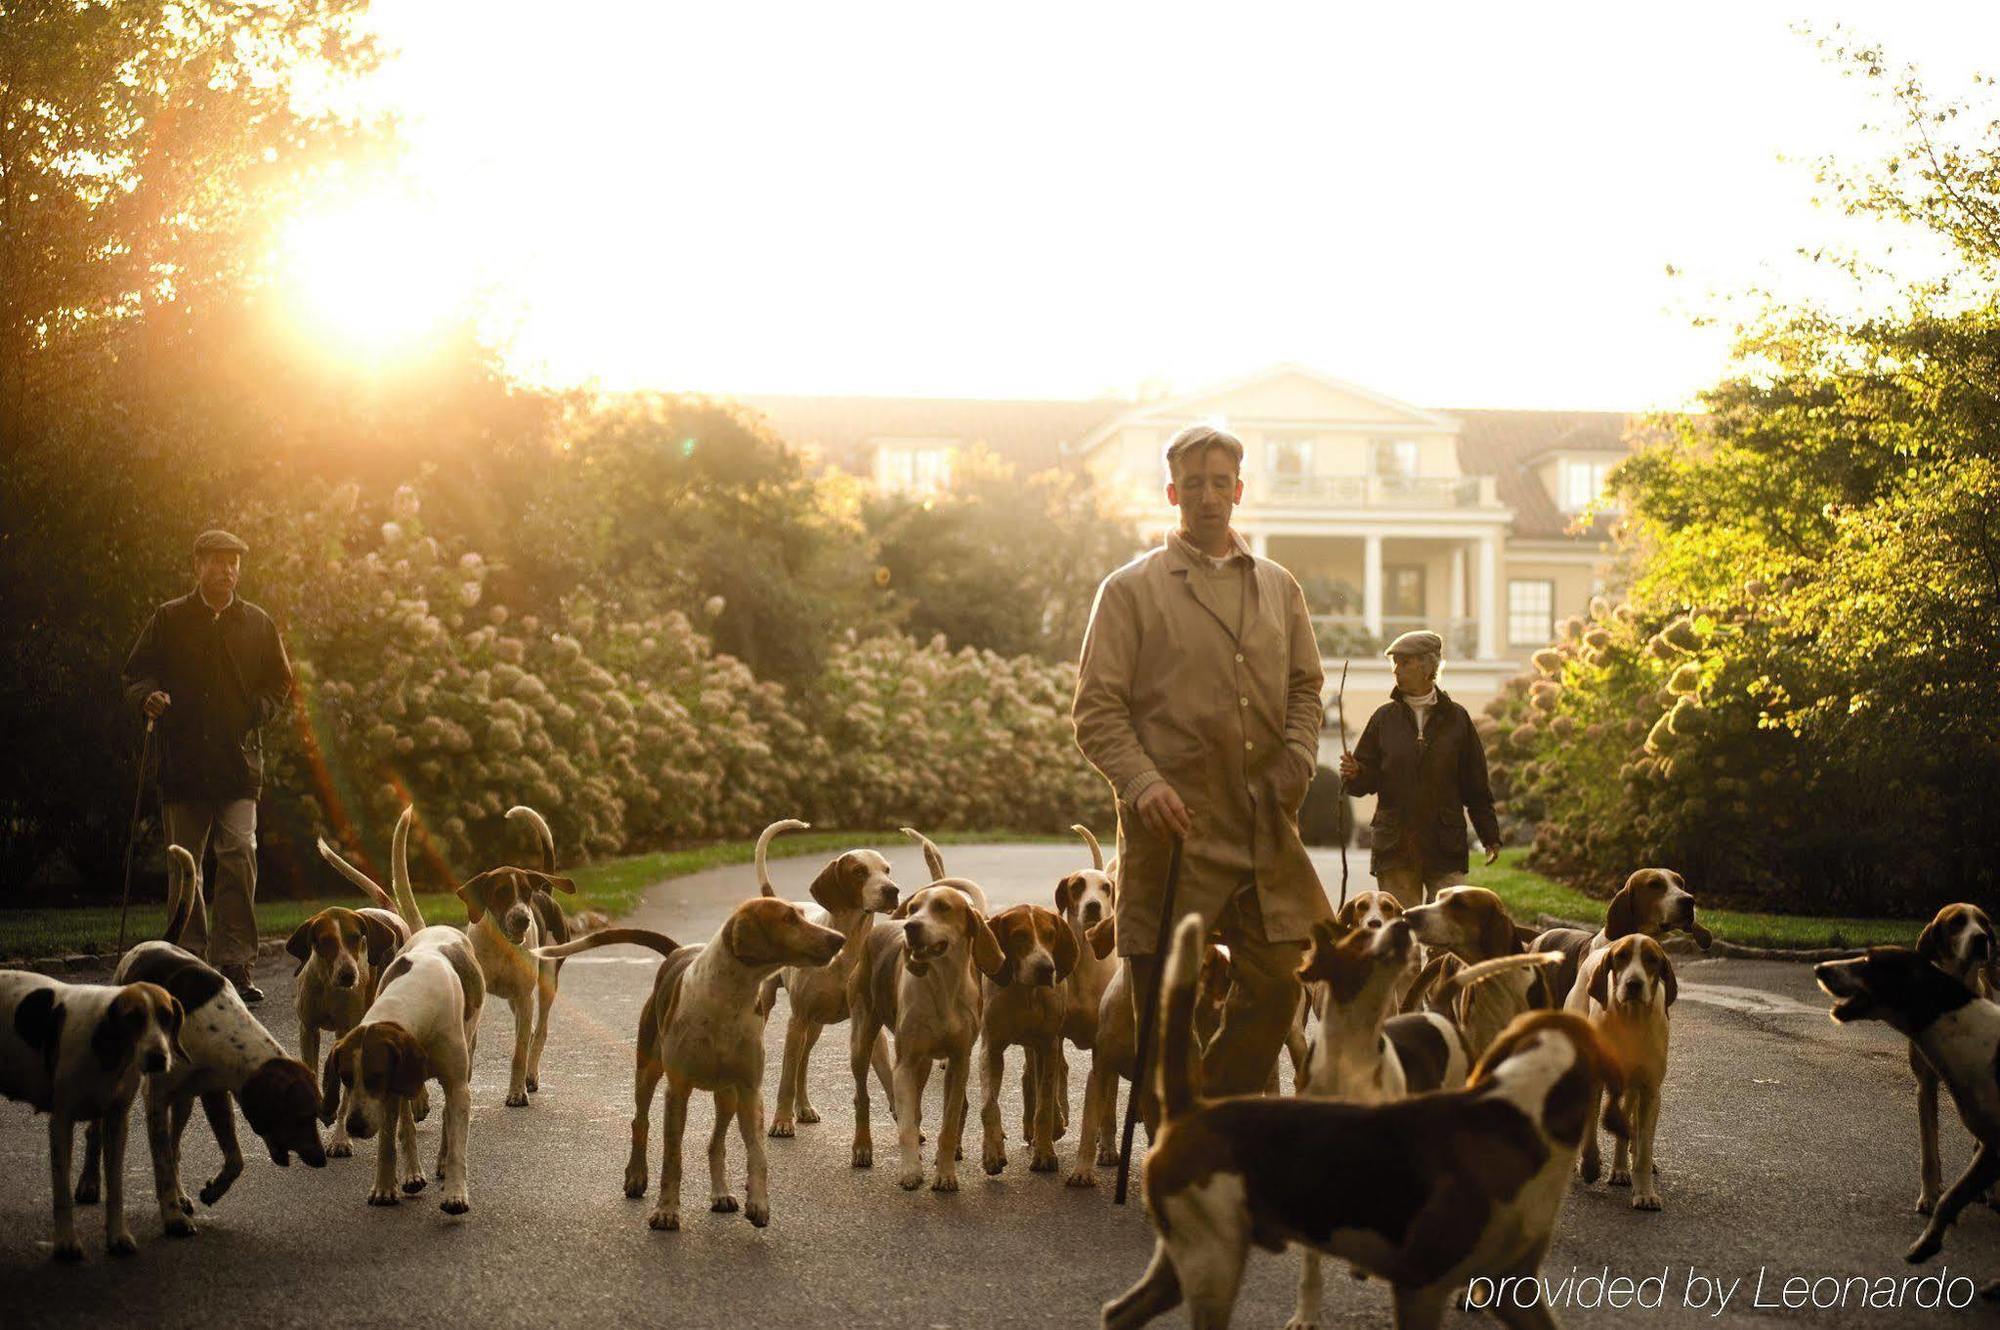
[0,828,1059,961]
[1467,848,1925,951]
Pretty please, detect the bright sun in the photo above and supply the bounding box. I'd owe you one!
[275,193,477,362]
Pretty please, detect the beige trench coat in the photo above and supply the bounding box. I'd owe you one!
[1072,531,1328,956]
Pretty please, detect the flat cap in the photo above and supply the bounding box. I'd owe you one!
[192,528,249,556]
[1383,629,1444,659]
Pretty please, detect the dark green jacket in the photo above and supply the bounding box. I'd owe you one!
[1342,687,1499,876]
[122,592,293,801]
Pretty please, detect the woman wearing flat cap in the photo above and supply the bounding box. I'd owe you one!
[121,528,293,1003]
[1336,629,1501,907]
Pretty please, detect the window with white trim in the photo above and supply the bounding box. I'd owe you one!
[1559,458,1615,513]
[1266,435,1314,477]
[1372,438,1419,480]
[875,443,954,495]
[1507,579,1556,647]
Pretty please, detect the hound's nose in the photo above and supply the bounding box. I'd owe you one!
[1082,903,1103,925]
[1972,933,1993,959]
[335,969,358,989]
[1622,981,1646,1003]
[143,1051,168,1074]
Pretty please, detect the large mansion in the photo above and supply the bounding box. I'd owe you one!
[743,365,1646,717]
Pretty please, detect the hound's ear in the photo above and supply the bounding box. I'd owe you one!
[1309,919,1341,950]
[970,912,1007,982]
[358,913,400,971]
[1086,916,1117,960]
[1588,954,1611,1009]
[319,1040,346,1125]
[1513,922,1544,950]
[285,920,316,967]
[1658,951,1678,1009]
[454,872,492,924]
[536,872,578,896]
[386,1029,431,1100]
[1050,914,1080,983]
[809,855,863,911]
[1054,873,1082,914]
[1604,886,1640,942]
[890,893,918,921]
[984,909,1022,987]
[1916,915,1945,963]
[1483,903,1519,959]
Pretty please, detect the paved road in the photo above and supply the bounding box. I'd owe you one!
[0,844,1992,1327]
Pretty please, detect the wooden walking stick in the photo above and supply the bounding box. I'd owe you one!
[116,717,157,958]
[1115,833,1183,1206]
[1336,658,1351,909]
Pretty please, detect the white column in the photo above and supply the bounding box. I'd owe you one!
[1449,544,1466,623]
[1363,533,1384,638]
[1477,534,1500,660]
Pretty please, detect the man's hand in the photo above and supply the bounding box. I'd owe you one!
[143,691,171,721]
[1134,782,1192,841]
[1338,751,1358,782]
[1484,845,1502,866]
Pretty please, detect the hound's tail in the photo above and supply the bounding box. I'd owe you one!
[506,805,557,874]
[1435,951,1561,1000]
[162,845,206,948]
[315,837,398,913]
[532,928,681,962]
[1159,913,1205,1122]
[389,806,426,934]
[900,827,947,882]
[1070,823,1105,871]
[755,819,811,897]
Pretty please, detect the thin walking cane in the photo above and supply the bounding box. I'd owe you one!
[1336,658,1350,910]
[116,718,157,958]
[1115,834,1182,1206]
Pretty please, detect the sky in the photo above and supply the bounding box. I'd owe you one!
[288,1,2000,410]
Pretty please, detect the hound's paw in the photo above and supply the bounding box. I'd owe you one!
[769,1119,796,1139]
[367,1187,400,1206]
[505,1090,530,1108]
[852,1144,873,1169]
[1907,1232,1943,1264]
[73,1178,99,1206]
[1066,1167,1097,1188]
[1284,1317,1318,1330]
[1608,1167,1632,1188]
[175,1191,196,1215]
[898,1169,925,1191]
[1915,1191,1937,1215]
[745,1200,770,1228]
[106,1229,137,1258]
[198,1177,229,1206]
[164,1212,197,1238]
[525,1075,539,1093]
[51,1237,84,1263]
[1578,1149,1602,1185]
[624,1164,648,1198]
[711,1194,739,1213]
[931,1171,959,1194]
[1633,1192,1662,1212]
[440,1194,470,1216]
[401,1173,428,1195]
[647,1208,680,1231]
[796,1105,820,1124]
[983,1144,1007,1176]
[328,1139,353,1160]
[411,1090,432,1123]
[1030,1149,1060,1173]
[1096,1144,1120,1167]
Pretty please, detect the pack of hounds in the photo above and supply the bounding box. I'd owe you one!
[4,811,1999,1329]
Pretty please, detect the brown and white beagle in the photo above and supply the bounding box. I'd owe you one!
[1532,867,1712,1010]
[1909,904,1999,1215]
[847,878,1006,1192]
[1571,933,1677,1209]
[1402,886,1554,1061]
[1053,823,1120,1143]
[287,904,408,1156]
[0,972,183,1261]
[538,896,843,1232]
[979,903,1080,1177]
[1105,914,1627,1330]
[1817,947,2000,1267]
[752,820,903,1138]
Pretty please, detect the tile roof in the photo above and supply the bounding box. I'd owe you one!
[1442,409,1644,540]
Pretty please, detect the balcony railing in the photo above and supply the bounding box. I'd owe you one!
[1263,474,1488,508]
[1311,615,1481,660]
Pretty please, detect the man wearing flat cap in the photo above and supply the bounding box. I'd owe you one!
[121,529,293,1003]
[1337,629,1501,907]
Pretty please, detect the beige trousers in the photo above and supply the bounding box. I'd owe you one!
[163,799,259,971]
[1373,866,1469,910]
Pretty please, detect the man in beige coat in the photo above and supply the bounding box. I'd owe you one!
[1073,424,1327,1113]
